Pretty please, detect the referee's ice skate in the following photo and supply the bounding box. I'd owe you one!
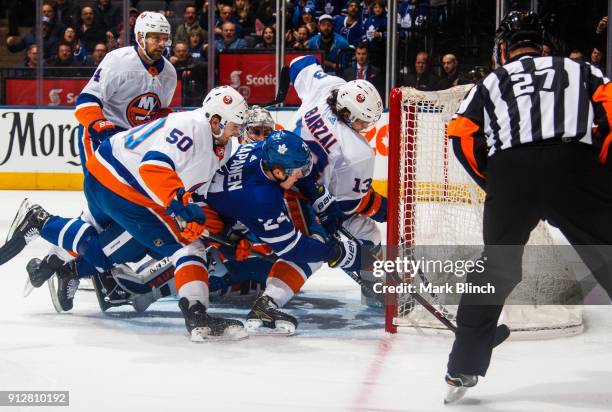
[444,372,478,404]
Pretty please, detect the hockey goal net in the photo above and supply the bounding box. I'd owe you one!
[385,85,584,338]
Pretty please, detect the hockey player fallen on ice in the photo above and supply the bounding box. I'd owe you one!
[288,55,387,267]
[205,130,369,334]
[4,86,250,342]
[444,10,612,403]
[42,131,370,335]
[26,11,178,310]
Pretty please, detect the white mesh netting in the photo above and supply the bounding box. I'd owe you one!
[391,85,583,339]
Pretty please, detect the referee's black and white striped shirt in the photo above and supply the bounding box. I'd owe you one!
[448,52,612,188]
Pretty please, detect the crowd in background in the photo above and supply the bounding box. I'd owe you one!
[1,0,610,100]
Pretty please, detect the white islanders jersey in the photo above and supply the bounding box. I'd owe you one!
[77,46,177,130]
[88,108,231,209]
[289,55,376,210]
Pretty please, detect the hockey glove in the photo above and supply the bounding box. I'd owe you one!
[87,118,120,143]
[311,184,347,236]
[167,189,207,242]
[235,238,273,261]
[358,188,387,223]
[328,239,362,272]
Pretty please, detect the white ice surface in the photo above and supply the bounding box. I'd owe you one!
[0,191,611,412]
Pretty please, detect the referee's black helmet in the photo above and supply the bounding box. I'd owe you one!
[495,11,544,65]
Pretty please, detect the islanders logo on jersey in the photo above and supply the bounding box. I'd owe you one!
[126,92,162,126]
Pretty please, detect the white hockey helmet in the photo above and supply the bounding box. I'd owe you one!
[135,12,172,54]
[242,105,275,143]
[202,86,249,133]
[335,79,383,124]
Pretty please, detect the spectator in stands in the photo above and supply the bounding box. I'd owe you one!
[24,44,38,68]
[299,5,316,27]
[234,0,256,36]
[440,53,464,88]
[306,21,318,37]
[78,6,106,52]
[342,42,383,96]
[106,31,118,51]
[46,40,76,66]
[333,0,365,47]
[170,41,193,75]
[216,4,244,38]
[292,0,316,27]
[94,0,121,35]
[404,51,443,91]
[63,27,87,63]
[53,0,80,31]
[83,42,108,66]
[361,0,377,25]
[291,25,311,48]
[6,16,59,60]
[590,47,604,70]
[256,26,275,48]
[43,1,65,38]
[188,27,208,61]
[322,0,345,17]
[175,4,203,44]
[568,49,584,62]
[308,14,350,74]
[541,42,552,57]
[214,22,248,51]
[363,0,387,68]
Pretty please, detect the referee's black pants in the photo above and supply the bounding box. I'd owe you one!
[447,141,612,376]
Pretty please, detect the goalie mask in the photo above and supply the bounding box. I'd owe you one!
[135,12,172,61]
[494,11,544,67]
[242,106,275,143]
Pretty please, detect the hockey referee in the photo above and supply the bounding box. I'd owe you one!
[444,10,612,402]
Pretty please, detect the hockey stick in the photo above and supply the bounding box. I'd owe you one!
[337,227,511,346]
[263,66,290,107]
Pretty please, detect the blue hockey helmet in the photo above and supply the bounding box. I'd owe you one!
[262,130,313,176]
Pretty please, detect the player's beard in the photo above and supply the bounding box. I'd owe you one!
[146,46,164,62]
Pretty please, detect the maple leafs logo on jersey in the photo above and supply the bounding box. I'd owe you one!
[277,144,288,154]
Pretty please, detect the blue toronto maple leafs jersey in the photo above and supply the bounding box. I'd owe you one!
[206,142,335,263]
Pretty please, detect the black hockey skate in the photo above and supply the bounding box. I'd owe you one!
[246,294,298,336]
[26,253,65,288]
[48,260,80,312]
[444,372,478,404]
[0,199,50,266]
[178,297,248,342]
